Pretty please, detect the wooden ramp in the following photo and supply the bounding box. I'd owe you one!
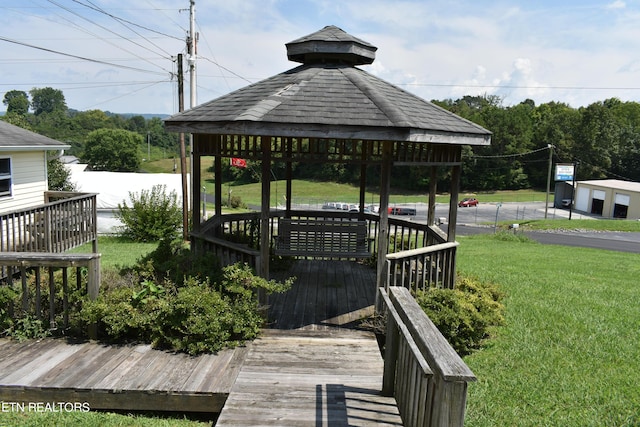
[216,329,402,426]
[0,338,248,413]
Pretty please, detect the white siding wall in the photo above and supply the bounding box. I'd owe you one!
[0,150,47,214]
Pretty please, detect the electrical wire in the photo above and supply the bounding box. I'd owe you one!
[45,0,173,73]
[466,146,551,159]
[72,0,182,42]
[73,0,179,57]
[0,36,167,76]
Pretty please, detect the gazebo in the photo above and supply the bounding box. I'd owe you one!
[164,25,491,293]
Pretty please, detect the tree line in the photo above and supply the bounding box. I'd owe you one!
[3,88,639,191]
[2,88,178,173]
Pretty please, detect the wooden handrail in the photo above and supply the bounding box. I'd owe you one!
[380,287,475,426]
[0,192,98,254]
[0,251,101,338]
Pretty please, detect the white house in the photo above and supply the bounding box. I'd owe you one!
[0,120,69,214]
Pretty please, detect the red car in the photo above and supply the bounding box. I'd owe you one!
[458,198,478,207]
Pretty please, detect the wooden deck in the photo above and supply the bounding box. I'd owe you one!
[268,260,377,330]
[215,260,401,426]
[0,338,248,413]
[0,260,399,424]
[216,329,402,426]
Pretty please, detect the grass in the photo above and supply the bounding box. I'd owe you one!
[0,411,210,427]
[209,179,551,208]
[458,233,640,426]
[145,156,551,206]
[70,236,158,269]
[512,218,640,232]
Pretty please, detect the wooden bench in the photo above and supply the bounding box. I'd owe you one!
[275,218,371,258]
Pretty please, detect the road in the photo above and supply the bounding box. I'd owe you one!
[434,202,640,254]
[291,200,640,253]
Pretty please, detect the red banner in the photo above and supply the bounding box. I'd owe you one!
[230,158,247,168]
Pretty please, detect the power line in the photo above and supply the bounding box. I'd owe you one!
[45,0,173,73]
[0,36,167,76]
[402,82,640,91]
[467,146,551,159]
[71,0,183,42]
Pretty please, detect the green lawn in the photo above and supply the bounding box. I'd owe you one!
[458,233,639,426]
[210,179,551,207]
[70,236,157,269]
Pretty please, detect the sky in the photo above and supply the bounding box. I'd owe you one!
[2,0,640,115]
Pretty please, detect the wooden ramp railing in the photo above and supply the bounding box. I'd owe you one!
[380,286,476,427]
[0,252,101,338]
[0,192,97,254]
[386,242,459,291]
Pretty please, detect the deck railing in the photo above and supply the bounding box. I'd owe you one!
[0,252,101,338]
[0,192,98,253]
[380,286,476,427]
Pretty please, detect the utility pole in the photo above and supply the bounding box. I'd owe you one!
[544,144,554,219]
[187,0,197,224]
[188,0,197,109]
[177,53,189,240]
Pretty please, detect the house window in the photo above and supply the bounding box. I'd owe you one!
[0,158,12,197]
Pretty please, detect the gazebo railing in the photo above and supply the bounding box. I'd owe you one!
[385,242,459,291]
[192,210,455,285]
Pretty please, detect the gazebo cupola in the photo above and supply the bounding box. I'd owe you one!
[285,25,377,65]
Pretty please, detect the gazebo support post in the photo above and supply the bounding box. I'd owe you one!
[359,152,367,219]
[260,136,272,287]
[285,138,293,215]
[375,141,393,306]
[428,166,437,226]
[214,147,223,235]
[192,149,202,233]
[448,164,461,242]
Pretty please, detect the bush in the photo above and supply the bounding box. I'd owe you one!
[414,275,505,356]
[115,184,182,242]
[78,261,293,355]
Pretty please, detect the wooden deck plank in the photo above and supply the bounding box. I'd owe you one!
[1,340,87,385]
[71,345,138,389]
[0,339,245,413]
[216,329,402,426]
[0,339,61,377]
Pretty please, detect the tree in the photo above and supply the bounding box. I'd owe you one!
[29,87,67,115]
[83,128,142,171]
[47,157,76,191]
[2,90,29,115]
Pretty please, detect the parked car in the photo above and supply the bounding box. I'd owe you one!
[458,198,478,207]
[388,206,417,215]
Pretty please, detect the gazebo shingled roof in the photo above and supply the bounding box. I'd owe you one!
[164,25,491,283]
[164,25,490,145]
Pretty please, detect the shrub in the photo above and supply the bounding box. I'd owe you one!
[414,275,505,356]
[115,184,182,242]
[78,262,293,355]
[224,194,246,209]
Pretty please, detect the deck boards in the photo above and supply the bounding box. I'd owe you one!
[0,338,247,413]
[269,260,377,330]
[216,329,402,426]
